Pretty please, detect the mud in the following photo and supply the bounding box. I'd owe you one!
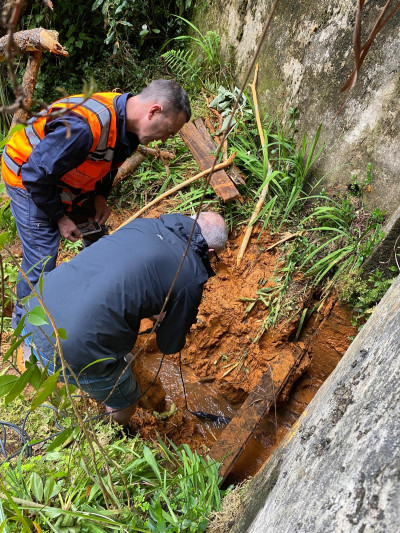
[129,227,357,482]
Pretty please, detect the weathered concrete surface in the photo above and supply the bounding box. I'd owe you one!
[362,203,400,278]
[216,274,400,532]
[194,0,400,217]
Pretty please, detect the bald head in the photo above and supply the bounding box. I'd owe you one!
[192,212,228,252]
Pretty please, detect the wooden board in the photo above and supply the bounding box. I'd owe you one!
[180,121,241,202]
[209,344,306,482]
[193,118,246,187]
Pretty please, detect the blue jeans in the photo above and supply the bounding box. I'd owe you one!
[22,327,141,409]
[6,184,105,323]
[6,184,60,321]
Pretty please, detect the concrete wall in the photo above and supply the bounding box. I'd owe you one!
[194,0,400,217]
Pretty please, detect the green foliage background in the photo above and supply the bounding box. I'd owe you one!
[7,0,196,104]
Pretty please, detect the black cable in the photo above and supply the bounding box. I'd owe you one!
[178,351,231,425]
[1,399,80,463]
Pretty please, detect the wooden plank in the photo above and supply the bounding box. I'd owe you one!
[193,118,246,187]
[209,344,306,482]
[180,121,241,202]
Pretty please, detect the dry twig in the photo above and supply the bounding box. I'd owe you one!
[338,0,400,111]
[236,64,273,267]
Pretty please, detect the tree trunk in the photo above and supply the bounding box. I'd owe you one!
[10,51,42,126]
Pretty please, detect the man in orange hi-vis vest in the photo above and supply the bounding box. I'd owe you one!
[1,79,191,326]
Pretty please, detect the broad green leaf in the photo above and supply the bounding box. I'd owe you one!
[30,472,44,502]
[27,306,48,326]
[4,365,37,405]
[0,123,25,149]
[44,476,61,503]
[143,446,162,483]
[26,362,42,391]
[13,313,27,338]
[51,327,67,340]
[0,232,8,249]
[0,374,19,396]
[92,0,104,11]
[30,371,61,411]
[3,333,32,363]
[46,428,73,452]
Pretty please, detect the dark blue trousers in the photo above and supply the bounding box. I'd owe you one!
[5,184,105,323]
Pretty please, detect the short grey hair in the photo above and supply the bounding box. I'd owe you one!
[191,212,228,252]
[137,79,191,121]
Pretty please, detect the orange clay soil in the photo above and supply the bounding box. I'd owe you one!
[129,225,357,479]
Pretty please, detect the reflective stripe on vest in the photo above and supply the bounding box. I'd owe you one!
[54,96,114,162]
[1,93,120,189]
[2,148,22,176]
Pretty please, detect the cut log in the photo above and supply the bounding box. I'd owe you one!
[113,152,147,186]
[180,120,241,202]
[113,146,176,186]
[209,343,306,482]
[0,28,68,60]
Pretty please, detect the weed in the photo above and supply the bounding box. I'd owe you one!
[161,17,228,91]
[60,238,83,255]
[339,267,397,329]
[0,428,225,532]
[229,108,387,339]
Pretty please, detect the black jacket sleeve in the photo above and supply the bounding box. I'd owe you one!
[155,281,204,354]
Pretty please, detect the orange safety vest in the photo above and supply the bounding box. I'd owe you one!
[1,92,120,209]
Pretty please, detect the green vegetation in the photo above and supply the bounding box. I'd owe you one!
[225,110,389,338]
[0,431,223,532]
[0,4,397,530]
[161,16,228,91]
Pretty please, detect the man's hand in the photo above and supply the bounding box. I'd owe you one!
[94,195,111,225]
[57,215,82,242]
[151,312,166,323]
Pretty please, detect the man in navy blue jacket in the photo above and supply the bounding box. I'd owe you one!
[22,212,227,426]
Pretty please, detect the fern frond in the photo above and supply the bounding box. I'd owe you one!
[161,49,201,83]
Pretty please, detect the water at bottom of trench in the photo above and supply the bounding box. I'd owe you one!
[142,353,237,442]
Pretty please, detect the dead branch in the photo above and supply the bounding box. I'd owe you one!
[0,28,68,60]
[113,146,176,186]
[236,64,273,267]
[111,152,236,233]
[138,145,175,160]
[264,232,304,252]
[10,50,42,127]
[338,0,400,108]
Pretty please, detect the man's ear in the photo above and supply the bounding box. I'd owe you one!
[148,104,162,119]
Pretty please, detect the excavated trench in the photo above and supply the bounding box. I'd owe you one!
[127,226,357,484]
